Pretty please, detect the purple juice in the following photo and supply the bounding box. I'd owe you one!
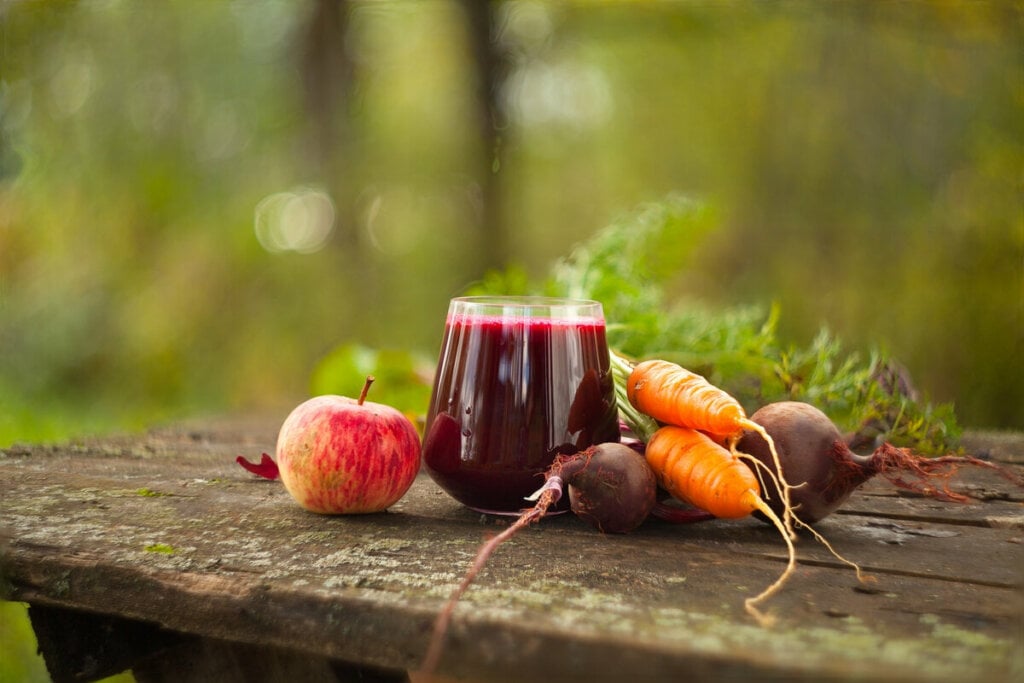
[421,298,620,513]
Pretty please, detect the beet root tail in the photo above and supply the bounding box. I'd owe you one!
[871,443,1024,502]
[420,484,560,675]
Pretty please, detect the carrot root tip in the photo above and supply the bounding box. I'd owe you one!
[741,492,799,625]
[744,601,778,628]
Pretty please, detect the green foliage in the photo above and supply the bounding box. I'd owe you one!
[463,265,535,298]
[549,195,719,313]
[852,360,963,456]
[310,343,434,424]
[0,602,49,683]
[473,197,961,455]
[0,377,171,449]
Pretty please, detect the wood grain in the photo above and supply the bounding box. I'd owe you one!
[1,418,1021,682]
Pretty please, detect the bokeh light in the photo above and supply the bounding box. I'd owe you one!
[254,187,336,254]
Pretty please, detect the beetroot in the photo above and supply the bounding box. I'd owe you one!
[559,443,658,533]
[737,401,1023,525]
[421,442,656,673]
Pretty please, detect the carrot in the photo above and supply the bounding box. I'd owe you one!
[627,359,749,442]
[623,358,798,537]
[645,425,796,623]
[647,425,763,518]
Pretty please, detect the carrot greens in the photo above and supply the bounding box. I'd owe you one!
[467,195,961,455]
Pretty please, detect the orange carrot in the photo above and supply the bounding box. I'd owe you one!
[625,358,797,537]
[628,359,754,442]
[647,425,765,519]
[645,425,796,623]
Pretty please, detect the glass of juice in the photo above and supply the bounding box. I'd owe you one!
[421,296,621,514]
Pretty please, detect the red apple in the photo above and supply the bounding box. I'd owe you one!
[275,377,421,514]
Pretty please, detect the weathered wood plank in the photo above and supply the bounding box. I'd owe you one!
[1,418,1022,682]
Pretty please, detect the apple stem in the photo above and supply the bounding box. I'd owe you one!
[358,375,375,405]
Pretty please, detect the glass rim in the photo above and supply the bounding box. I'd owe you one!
[447,295,605,319]
[451,295,601,308]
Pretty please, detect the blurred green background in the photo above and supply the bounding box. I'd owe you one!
[0,1,1021,679]
[2,0,1021,447]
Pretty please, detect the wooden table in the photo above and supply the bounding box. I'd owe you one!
[1,417,1022,682]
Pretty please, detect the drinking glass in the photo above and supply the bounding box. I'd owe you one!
[421,296,620,513]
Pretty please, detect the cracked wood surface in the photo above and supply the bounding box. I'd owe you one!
[1,417,1022,682]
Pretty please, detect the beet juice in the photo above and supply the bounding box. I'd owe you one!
[421,297,620,513]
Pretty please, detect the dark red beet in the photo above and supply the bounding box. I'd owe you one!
[559,443,657,533]
[421,442,656,673]
[737,402,869,523]
[737,401,1023,525]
